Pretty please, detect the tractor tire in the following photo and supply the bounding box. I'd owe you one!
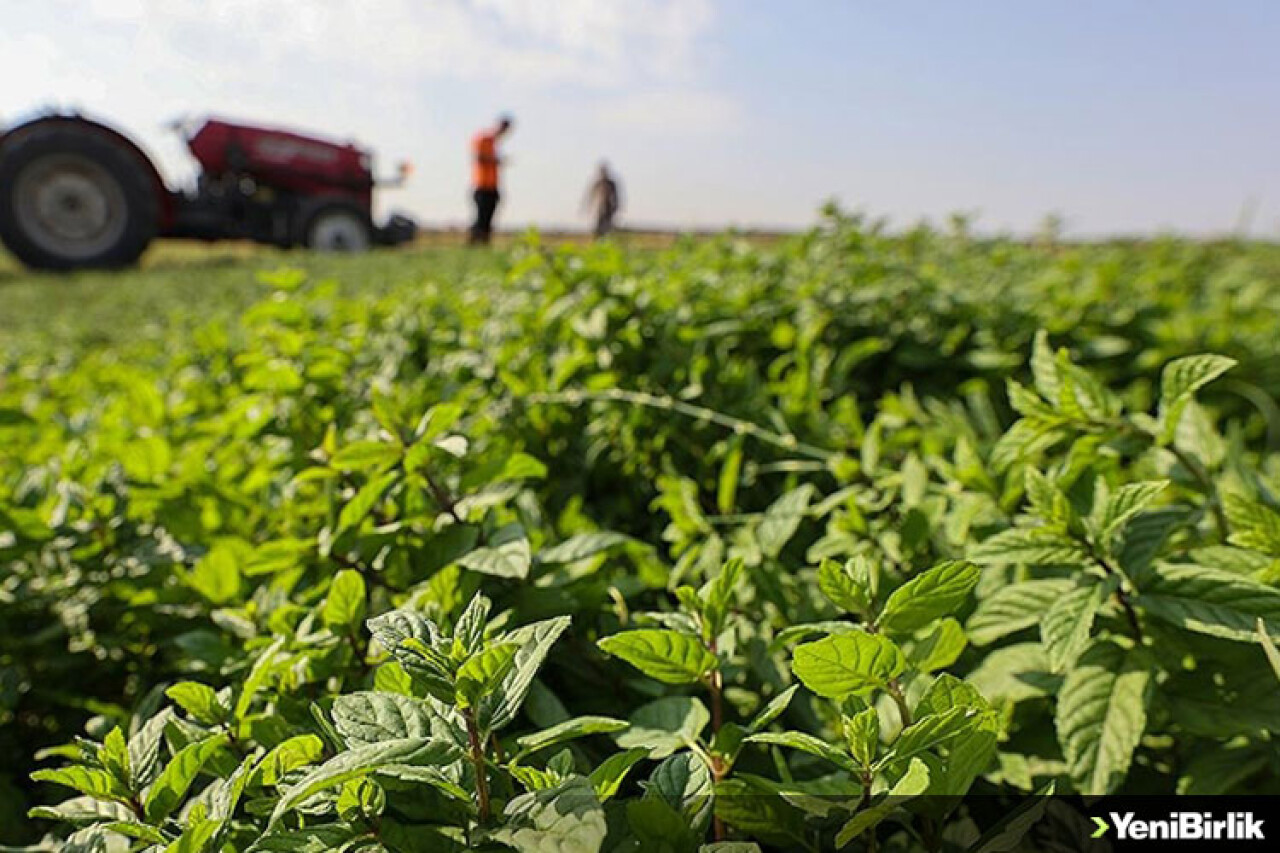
[298,199,372,252]
[0,123,159,270]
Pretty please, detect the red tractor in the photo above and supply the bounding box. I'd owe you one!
[0,111,416,270]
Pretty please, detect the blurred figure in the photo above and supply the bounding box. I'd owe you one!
[583,161,622,239]
[470,114,513,245]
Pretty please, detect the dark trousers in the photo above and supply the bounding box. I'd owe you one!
[470,189,500,245]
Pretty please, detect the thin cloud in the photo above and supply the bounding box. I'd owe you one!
[47,0,719,89]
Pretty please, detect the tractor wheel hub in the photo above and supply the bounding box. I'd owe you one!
[15,154,128,260]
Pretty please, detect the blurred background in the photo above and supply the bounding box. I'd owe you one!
[3,0,1277,237]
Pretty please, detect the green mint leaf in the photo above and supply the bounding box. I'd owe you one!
[792,632,905,699]
[615,696,710,759]
[877,561,980,636]
[321,569,367,632]
[1055,640,1152,794]
[598,629,717,685]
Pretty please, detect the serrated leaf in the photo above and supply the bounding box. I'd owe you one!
[321,569,367,632]
[771,620,859,649]
[1041,581,1109,673]
[970,527,1088,565]
[745,684,799,735]
[878,561,980,636]
[234,636,285,721]
[166,681,229,726]
[648,752,714,831]
[915,674,989,718]
[456,643,519,708]
[990,417,1066,472]
[588,748,649,802]
[1139,563,1280,641]
[538,532,631,565]
[255,735,326,786]
[458,532,532,579]
[967,643,1061,705]
[1030,331,1061,402]
[791,632,905,699]
[1024,468,1073,530]
[834,758,930,847]
[1158,354,1236,443]
[1008,379,1058,419]
[818,557,872,616]
[843,706,879,768]
[166,816,222,853]
[332,692,453,747]
[337,777,386,823]
[99,727,129,787]
[367,609,440,653]
[598,629,716,685]
[269,737,460,826]
[510,762,564,793]
[966,579,1074,646]
[127,710,170,790]
[745,731,859,773]
[144,733,231,822]
[908,617,967,672]
[1115,507,1187,576]
[452,593,492,657]
[334,470,399,538]
[702,557,744,639]
[30,767,130,805]
[615,696,710,759]
[492,777,607,853]
[479,616,572,732]
[1224,493,1280,555]
[1055,640,1151,794]
[1100,481,1169,542]
[882,707,979,768]
[515,716,629,759]
[27,796,133,823]
[105,821,168,845]
[756,485,814,558]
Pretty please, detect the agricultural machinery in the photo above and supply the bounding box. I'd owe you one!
[0,111,416,270]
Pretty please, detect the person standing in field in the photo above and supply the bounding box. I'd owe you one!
[469,114,513,245]
[583,161,622,239]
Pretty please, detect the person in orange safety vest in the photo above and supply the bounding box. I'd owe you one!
[469,114,513,245]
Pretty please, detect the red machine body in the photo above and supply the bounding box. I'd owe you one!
[186,119,374,206]
[0,110,415,270]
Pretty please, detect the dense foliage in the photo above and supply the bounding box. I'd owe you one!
[3,215,1280,851]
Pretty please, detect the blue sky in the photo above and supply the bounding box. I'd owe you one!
[4,1,1277,235]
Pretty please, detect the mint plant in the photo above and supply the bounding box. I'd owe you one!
[9,220,1280,849]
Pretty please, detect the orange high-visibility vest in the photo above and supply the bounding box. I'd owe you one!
[472,132,499,190]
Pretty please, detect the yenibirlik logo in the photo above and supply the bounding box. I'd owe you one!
[1092,811,1265,842]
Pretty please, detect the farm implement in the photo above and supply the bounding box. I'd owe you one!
[0,112,416,270]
